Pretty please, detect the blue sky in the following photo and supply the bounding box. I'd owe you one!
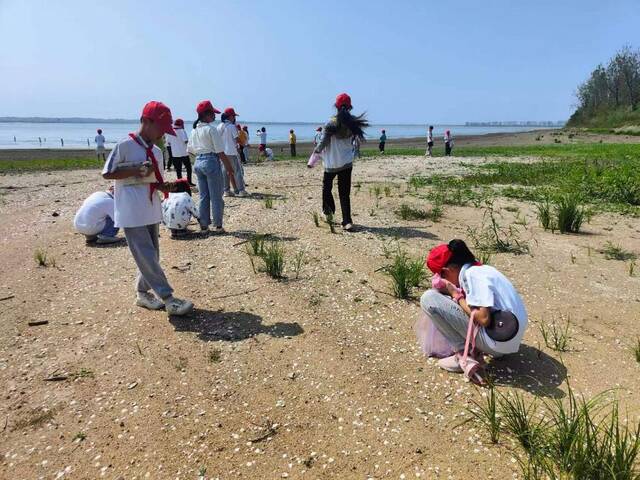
[0,0,638,124]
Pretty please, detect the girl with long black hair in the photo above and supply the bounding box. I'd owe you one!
[308,93,368,231]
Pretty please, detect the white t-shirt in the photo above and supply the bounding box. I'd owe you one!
[217,121,239,156]
[101,136,164,228]
[165,129,188,157]
[427,131,433,143]
[95,134,106,148]
[187,122,225,155]
[258,131,267,144]
[265,148,274,160]
[460,264,528,354]
[162,192,199,230]
[73,191,114,235]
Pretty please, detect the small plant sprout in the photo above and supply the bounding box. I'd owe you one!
[536,198,553,231]
[198,466,207,478]
[73,432,87,442]
[468,382,500,443]
[539,315,571,352]
[261,241,286,278]
[634,338,640,364]
[245,244,257,274]
[396,203,444,222]
[570,251,576,264]
[380,245,426,299]
[369,207,376,217]
[292,249,306,279]
[34,248,55,267]
[325,213,336,234]
[384,185,392,197]
[312,212,320,227]
[248,233,267,256]
[264,197,274,209]
[629,260,636,277]
[209,348,221,363]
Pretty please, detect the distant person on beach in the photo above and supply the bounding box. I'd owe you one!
[264,147,274,161]
[73,186,120,244]
[218,107,248,197]
[313,127,323,147]
[379,129,386,153]
[94,129,107,161]
[308,92,368,232]
[162,179,199,238]
[242,126,251,163]
[289,129,297,157]
[101,101,193,316]
[426,125,434,157]
[236,124,248,164]
[258,127,267,153]
[188,100,237,234]
[418,240,528,384]
[165,119,193,185]
[444,129,454,156]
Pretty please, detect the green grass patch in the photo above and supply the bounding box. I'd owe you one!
[0,157,100,173]
[379,245,426,299]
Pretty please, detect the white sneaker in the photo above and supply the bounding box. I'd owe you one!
[223,191,235,197]
[165,296,194,316]
[343,223,354,232]
[437,354,463,373]
[236,190,249,198]
[136,292,164,310]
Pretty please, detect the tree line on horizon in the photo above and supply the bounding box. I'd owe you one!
[568,45,640,128]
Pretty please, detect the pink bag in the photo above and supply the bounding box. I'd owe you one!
[415,310,455,358]
[307,152,322,168]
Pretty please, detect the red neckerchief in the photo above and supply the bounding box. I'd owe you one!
[128,133,167,202]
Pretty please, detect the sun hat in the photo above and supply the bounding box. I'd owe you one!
[426,244,453,275]
[196,100,221,116]
[141,101,175,135]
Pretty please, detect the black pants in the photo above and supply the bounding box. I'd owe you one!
[322,166,352,226]
[379,142,385,152]
[445,142,452,156]
[290,144,297,157]
[172,156,193,184]
[166,146,173,170]
[238,146,246,164]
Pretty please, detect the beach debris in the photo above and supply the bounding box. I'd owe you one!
[28,320,48,327]
[0,294,14,302]
[171,261,191,272]
[127,382,138,390]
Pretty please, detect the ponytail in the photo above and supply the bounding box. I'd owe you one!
[193,117,201,129]
[325,105,369,140]
[447,239,476,266]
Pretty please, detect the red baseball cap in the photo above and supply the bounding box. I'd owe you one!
[335,93,352,109]
[196,100,221,116]
[426,244,453,275]
[236,124,242,130]
[141,101,175,135]
[224,107,238,117]
[174,118,184,127]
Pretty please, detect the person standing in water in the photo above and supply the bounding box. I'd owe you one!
[379,129,386,153]
[444,129,454,156]
[426,125,434,157]
[308,93,368,232]
[289,129,297,157]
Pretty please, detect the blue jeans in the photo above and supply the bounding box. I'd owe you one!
[99,216,119,237]
[194,153,224,228]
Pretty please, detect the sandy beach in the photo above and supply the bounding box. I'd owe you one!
[1,134,639,478]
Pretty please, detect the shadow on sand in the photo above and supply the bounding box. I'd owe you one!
[488,344,567,398]
[354,224,439,240]
[169,309,304,342]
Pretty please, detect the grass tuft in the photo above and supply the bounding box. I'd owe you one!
[264,197,274,209]
[396,203,444,222]
[34,248,55,267]
[539,316,571,352]
[380,246,426,299]
[555,194,585,233]
[599,241,637,261]
[260,241,286,278]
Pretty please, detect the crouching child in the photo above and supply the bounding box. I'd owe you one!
[162,179,199,238]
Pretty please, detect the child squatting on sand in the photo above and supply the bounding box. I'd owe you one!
[102,101,194,316]
[417,239,528,385]
[162,179,199,238]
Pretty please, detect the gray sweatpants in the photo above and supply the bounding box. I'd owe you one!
[123,224,173,300]
[222,155,246,193]
[420,289,502,357]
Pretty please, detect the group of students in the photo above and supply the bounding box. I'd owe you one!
[76,94,528,385]
[426,125,455,157]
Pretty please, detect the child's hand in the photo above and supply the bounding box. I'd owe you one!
[136,163,152,178]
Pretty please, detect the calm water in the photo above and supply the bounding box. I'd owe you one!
[0,121,556,149]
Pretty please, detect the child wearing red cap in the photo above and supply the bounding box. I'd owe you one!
[102,101,194,316]
[162,180,199,238]
[165,119,194,186]
[309,93,368,231]
[419,239,527,383]
[218,108,248,197]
